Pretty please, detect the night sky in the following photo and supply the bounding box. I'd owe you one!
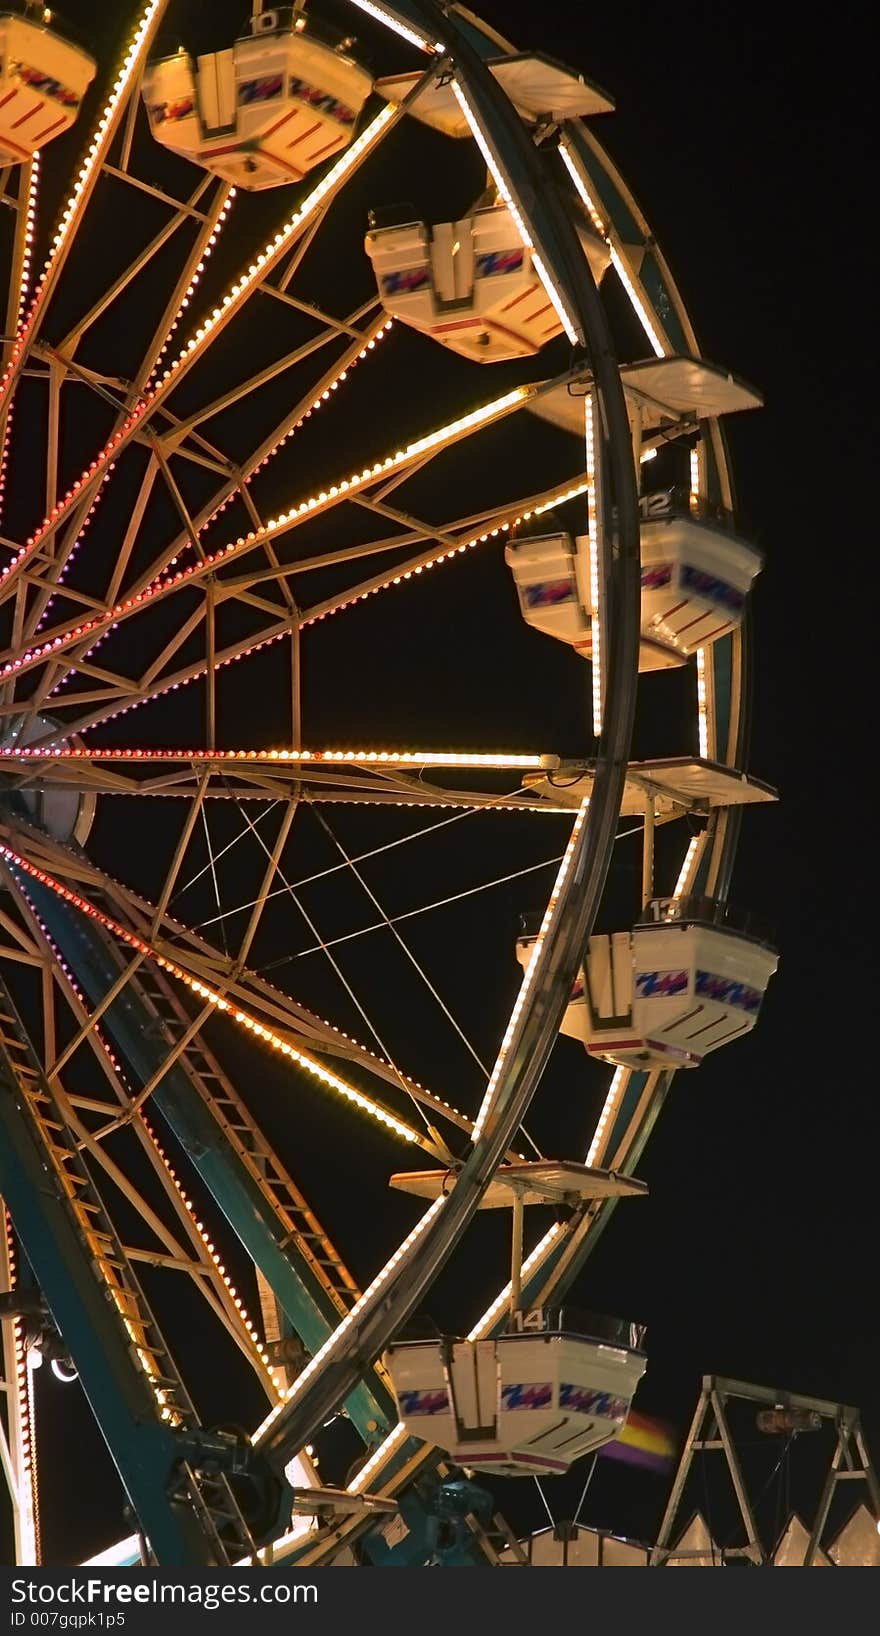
[1,0,875,1564]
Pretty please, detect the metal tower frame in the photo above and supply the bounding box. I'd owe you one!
[652,1376,880,1566]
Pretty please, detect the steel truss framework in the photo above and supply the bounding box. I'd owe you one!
[0,0,752,1566]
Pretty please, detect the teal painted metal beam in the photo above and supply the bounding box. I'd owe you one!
[0,1019,215,1563]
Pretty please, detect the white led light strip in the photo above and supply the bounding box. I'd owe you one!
[0,1,167,416]
[559,141,667,359]
[0,747,548,771]
[696,648,709,758]
[586,394,604,737]
[689,446,701,504]
[347,0,444,51]
[451,79,580,345]
[673,834,702,900]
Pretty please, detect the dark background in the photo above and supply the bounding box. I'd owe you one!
[2,0,875,1563]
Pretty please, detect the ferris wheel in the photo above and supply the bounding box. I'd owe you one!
[0,0,778,1568]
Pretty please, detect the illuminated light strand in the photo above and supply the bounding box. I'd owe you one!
[0,105,398,596]
[1,998,180,1425]
[689,446,701,506]
[12,1055,181,1421]
[0,154,40,529]
[13,822,471,1128]
[51,483,588,729]
[24,1331,39,1542]
[36,310,390,716]
[451,79,579,345]
[346,1422,407,1494]
[301,479,591,630]
[51,472,581,731]
[1,897,183,1427]
[11,881,283,1396]
[558,142,666,359]
[251,1196,445,1445]
[221,320,393,499]
[140,1118,284,1399]
[42,462,569,726]
[585,395,604,737]
[696,647,709,758]
[467,1223,565,1340]
[347,0,444,52]
[673,834,702,900]
[44,320,394,698]
[609,245,666,358]
[0,746,548,770]
[2,1209,39,1563]
[33,193,236,638]
[0,382,526,679]
[690,441,711,756]
[0,844,423,1146]
[471,796,587,1144]
[586,1066,627,1167]
[147,190,237,386]
[0,2,167,418]
[34,466,115,638]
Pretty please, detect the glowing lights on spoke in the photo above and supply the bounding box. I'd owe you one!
[0,384,527,678]
[0,106,397,598]
[31,185,235,629]
[585,394,604,737]
[451,79,580,345]
[0,2,166,418]
[471,798,587,1144]
[0,155,40,526]
[148,190,236,386]
[141,1116,283,1398]
[0,746,550,771]
[0,844,422,1148]
[302,478,591,629]
[42,320,392,703]
[559,141,666,359]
